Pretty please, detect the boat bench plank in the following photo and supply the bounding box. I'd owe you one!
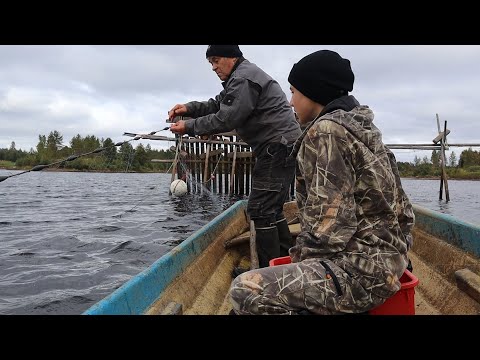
[225,223,301,248]
[455,268,480,304]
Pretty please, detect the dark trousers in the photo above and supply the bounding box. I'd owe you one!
[247,143,296,228]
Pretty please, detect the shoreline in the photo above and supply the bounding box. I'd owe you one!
[1,167,479,180]
[401,176,480,181]
[0,167,168,174]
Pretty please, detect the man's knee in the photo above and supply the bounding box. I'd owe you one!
[247,203,276,228]
[229,274,257,313]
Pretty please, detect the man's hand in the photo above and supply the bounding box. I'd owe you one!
[170,120,187,135]
[168,104,188,121]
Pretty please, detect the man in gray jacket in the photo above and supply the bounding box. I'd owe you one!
[169,45,302,273]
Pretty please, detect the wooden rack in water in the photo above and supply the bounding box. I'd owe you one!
[151,131,296,196]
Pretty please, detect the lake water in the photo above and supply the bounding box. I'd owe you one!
[1,169,479,314]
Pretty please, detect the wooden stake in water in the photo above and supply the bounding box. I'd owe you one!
[436,114,450,202]
[441,120,450,202]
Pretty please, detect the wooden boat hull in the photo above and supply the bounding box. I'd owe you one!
[407,205,480,314]
[84,201,480,315]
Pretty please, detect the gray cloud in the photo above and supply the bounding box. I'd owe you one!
[1,45,479,162]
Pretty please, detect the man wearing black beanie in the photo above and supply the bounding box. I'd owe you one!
[168,46,302,274]
[288,49,354,107]
[230,50,415,315]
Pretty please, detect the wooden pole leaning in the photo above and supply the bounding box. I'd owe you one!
[249,219,259,270]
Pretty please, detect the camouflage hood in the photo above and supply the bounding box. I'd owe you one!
[321,96,381,154]
[289,95,364,160]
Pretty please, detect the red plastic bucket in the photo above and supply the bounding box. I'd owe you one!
[369,270,419,315]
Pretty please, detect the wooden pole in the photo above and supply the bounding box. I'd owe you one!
[436,115,450,202]
[212,142,217,192]
[442,120,450,202]
[249,220,259,270]
[437,114,444,200]
[196,140,201,193]
[169,135,180,195]
[234,141,239,194]
[217,143,223,194]
[203,137,211,191]
[188,141,194,193]
[229,145,237,194]
[239,145,245,195]
[245,145,251,195]
[187,143,193,193]
[126,133,248,147]
[224,138,230,194]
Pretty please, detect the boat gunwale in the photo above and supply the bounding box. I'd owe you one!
[412,204,480,258]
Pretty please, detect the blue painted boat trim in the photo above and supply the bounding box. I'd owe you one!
[83,200,248,315]
[413,204,480,258]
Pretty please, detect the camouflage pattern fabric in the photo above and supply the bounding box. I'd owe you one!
[230,98,415,314]
[230,259,385,315]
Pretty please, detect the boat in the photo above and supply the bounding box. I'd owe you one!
[83,200,480,315]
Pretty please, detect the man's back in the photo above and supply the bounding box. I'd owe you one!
[222,59,301,153]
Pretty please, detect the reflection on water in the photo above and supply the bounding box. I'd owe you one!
[0,170,479,315]
[437,201,450,213]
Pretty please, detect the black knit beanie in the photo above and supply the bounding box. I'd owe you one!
[206,45,243,58]
[288,50,354,106]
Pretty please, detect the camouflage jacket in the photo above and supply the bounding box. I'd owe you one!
[291,96,415,298]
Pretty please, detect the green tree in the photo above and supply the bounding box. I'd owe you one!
[132,143,147,170]
[449,151,457,167]
[136,143,147,165]
[119,142,134,169]
[70,134,84,154]
[36,135,47,163]
[37,135,46,154]
[6,141,17,162]
[459,148,480,168]
[413,155,421,166]
[102,137,117,164]
[46,130,64,159]
[397,161,415,177]
[83,135,101,154]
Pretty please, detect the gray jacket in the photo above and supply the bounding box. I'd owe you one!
[183,59,301,154]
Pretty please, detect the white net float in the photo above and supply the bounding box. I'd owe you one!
[170,179,188,197]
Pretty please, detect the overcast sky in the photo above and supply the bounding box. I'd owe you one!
[1,45,479,163]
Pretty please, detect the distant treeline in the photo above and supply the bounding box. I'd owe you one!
[2,131,480,179]
[0,130,175,172]
[397,148,480,179]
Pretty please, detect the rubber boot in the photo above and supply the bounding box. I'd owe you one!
[232,267,248,278]
[407,258,413,273]
[231,225,280,278]
[276,218,293,257]
[255,226,280,268]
